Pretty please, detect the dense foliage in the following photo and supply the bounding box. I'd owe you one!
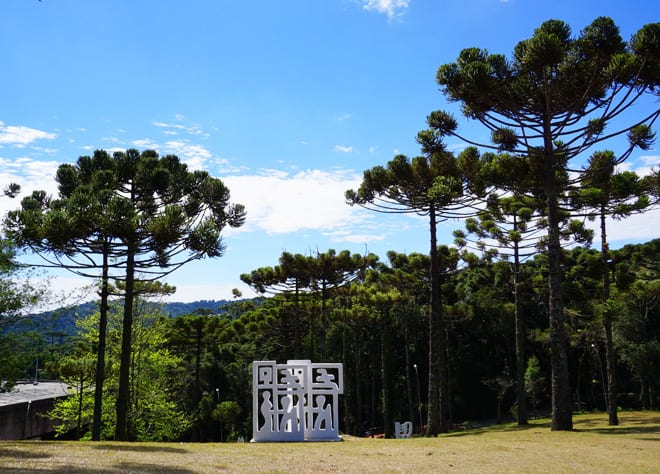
[8,239,657,441]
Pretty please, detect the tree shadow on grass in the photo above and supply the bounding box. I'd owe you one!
[573,413,660,436]
[0,447,51,460]
[0,465,197,474]
[0,468,71,473]
[574,426,660,435]
[443,413,660,438]
[92,444,188,454]
[113,462,197,473]
[443,420,553,437]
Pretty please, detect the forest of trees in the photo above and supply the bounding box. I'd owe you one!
[2,241,659,441]
[0,16,658,441]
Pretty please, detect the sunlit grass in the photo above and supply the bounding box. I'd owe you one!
[0,411,658,473]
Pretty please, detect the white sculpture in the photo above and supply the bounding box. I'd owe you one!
[252,360,343,442]
[395,421,413,439]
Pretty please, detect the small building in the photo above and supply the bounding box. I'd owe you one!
[0,380,71,440]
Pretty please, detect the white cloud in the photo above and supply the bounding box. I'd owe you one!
[152,118,209,137]
[0,123,56,145]
[596,208,660,245]
[223,169,369,235]
[162,140,212,170]
[334,145,353,153]
[361,0,409,19]
[335,113,352,122]
[31,147,58,154]
[640,154,659,166]
[0,156,60,220]
[617,154,658,178]
[636,154,659,176]
[21,159,60,184]
[132,138,158,148]
[323,228,386,244]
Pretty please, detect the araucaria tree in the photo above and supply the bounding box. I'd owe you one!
[6,149,246,441]
[241,249,378,360]
[571,150,657,425]
[435,17,659,430]
[346,122,479,435]
[6,150,129,440]
[109,149,246,441]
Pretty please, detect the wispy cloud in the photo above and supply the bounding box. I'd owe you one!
[323,228,386,244]
[334,112,352,122]
[639,154,659,167]
[132,138,158,149]
[334,145,354,153]
[361,0,410,19]
[152,116,209,137]
[0,122,56,145]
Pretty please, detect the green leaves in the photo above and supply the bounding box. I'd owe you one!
[630,22,660,88]
[426,110,457,135]
[2,182,20,199]
[491,128,518,152]
[627,125,655,150]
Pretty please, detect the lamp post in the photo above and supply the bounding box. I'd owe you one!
[591,344,608,413]
[413,364,423,434]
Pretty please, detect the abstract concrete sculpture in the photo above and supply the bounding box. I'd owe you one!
[252,360,343,442]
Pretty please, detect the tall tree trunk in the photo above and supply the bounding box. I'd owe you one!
[320,283,327,360]
[342,305,350,434]
[381,309,393,438]
[308,306,315,361]
[639,379,646,410]
[194,323,203,441]
[600,207,619,425]
[294,282,301,359]
[404,322,415,430]
[513,219,528,425]
[115,240,136,441]
[77,372,85,439]
[544,123,573,431]
[92,243,109,441]
[355,337,363,434]
[426,205,448,435]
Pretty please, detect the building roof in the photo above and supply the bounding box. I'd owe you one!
[0,381,72,407]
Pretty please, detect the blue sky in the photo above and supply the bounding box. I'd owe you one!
[2,0,658,305]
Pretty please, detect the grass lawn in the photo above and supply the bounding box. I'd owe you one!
[0,411,658,473]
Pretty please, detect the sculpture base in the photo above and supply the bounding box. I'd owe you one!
[250,436,343,443]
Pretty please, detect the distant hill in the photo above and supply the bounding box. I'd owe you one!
[5,299,234,338]
[160,299,233,317]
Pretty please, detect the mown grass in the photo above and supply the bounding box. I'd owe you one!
[0,411,658,473]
